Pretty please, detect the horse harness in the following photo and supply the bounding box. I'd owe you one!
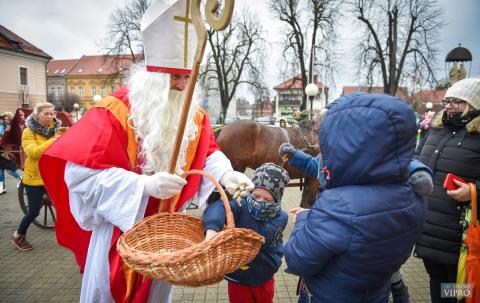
[291,123,314,154]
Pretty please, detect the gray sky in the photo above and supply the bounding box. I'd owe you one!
[0,0,479,99]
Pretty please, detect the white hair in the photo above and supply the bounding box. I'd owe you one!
[128,67,198,174]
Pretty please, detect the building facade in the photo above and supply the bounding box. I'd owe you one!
[64,55,133,110]
[273,75,329,118]
[411,89,446,113]
[46,59,79,110]
[0,25,52,113]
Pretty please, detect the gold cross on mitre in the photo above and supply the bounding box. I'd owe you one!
[173,0,192,68]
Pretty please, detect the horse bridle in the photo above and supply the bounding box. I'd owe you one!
[292,123,314,153]
[280,122,315,170]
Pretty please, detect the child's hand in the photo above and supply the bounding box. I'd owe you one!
[278,143,296,161]
[289,207,308,223]
[290,207,306,215]
[410,170,433,196]
[205,229,218,241]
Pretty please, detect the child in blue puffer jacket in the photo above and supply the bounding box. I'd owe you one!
[279,143,432,303]
[281,93,429,303]
[203,163,289,303]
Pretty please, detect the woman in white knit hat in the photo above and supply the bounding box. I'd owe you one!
[414,78,480,303]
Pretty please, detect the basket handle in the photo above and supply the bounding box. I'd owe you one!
[469,182,477,225]
[171,169,236,230]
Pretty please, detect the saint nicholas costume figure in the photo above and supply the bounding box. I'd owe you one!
[39,1,253,302]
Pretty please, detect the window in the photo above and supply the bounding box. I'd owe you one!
[50,87,55,96]
[101,86,106,97]
[79,87,84,97]
[57,87,63,97]
[111,86,115,93]
[70,87,75,95]
[19,67,28,85]
[92,86,97,96]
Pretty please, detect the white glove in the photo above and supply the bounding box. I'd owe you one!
[220,171,254,198]
[143,172,187,199]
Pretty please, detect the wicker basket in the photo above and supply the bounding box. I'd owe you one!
[117,169,265,287]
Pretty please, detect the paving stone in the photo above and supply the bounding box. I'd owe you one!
[0,176,431,302]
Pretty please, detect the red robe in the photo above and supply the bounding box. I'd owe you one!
[39,87,219,302]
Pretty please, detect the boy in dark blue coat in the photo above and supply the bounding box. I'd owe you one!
[282,93,428,303]
[279,143,432,303]
[203,163,289,303]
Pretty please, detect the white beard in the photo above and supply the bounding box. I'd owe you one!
[128,70,198,174]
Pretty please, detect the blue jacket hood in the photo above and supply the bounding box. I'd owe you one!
[320,93,416,187]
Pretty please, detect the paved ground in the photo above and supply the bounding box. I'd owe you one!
[0,175,431,302]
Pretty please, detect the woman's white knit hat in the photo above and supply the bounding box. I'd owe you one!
[445,78,480,110]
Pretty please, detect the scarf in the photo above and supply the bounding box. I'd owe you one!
[246,194,281,222]
[25,114,60,138]
[442,110,480,129]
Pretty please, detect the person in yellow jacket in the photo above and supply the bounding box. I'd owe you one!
[11,102,62,251]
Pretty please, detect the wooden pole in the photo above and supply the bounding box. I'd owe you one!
[168,0,235,174]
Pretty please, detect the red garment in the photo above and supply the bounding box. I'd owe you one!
[39,86,219,303]
[227,277,275,303]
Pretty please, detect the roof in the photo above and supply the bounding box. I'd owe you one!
[445,45,472,62]
[0,25,52,59]
[412,89,446,103]
[274,74,328,91]
[67,55,135,76]
[47,59,79,76]
[341,86,409,101]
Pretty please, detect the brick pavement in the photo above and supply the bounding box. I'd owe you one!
[0,175,431,302]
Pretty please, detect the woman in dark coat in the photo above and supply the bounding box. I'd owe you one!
[414,78,480,303]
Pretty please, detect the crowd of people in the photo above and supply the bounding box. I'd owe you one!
[0,111,22,195]
[3,0,480,302]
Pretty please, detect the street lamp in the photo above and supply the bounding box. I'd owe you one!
[93,94,102,103]
[426,102,433,111]
[305,83,319,120]
[73,102,79,121]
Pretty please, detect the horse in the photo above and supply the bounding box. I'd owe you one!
[215,119,321,208]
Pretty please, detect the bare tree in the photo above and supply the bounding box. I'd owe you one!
[353,0,443,95]
[46,92,59,110]
[271,0,340,110]
[47,93,80,112]
[200,11,268,124]
[62,94,81,113]
[99,0,151,63]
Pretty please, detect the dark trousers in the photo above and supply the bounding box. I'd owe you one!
[423,258,458,303]
[18,185,46,235]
